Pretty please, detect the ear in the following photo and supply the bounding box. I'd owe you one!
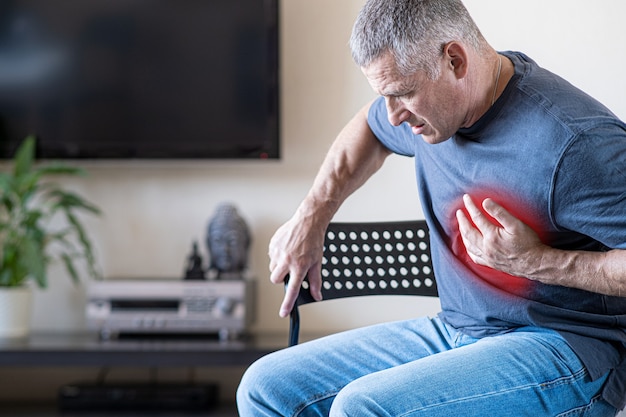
[443,42,469,79]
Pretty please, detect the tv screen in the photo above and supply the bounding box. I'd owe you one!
[0,0,279,159]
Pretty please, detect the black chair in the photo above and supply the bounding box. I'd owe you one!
[288,220,438,346]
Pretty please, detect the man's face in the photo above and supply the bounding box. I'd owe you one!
[362,52,466,144]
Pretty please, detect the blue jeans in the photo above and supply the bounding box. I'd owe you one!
[237,317,617,416]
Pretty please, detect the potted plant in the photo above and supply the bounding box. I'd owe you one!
[0,136,101,337]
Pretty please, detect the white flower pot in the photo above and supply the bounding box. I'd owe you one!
[0,287,33,338]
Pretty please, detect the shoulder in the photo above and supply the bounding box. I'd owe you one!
[504,52,618,133]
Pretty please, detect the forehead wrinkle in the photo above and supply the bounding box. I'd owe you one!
[365,54,424,98]
[365,66,411,97]
[382,80,414,97]
[364,52,402,94]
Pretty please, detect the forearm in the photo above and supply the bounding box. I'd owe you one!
[269,101,391,316]
[528,246,626,297]
[458,195,626,297]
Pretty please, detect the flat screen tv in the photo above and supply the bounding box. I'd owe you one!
[0,0,279,160]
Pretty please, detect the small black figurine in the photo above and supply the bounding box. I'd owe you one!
[206,203,251,279]
[184,241,206,280]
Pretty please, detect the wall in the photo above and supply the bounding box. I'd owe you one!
[4,0,625,405]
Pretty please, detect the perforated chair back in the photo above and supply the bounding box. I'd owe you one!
[288,220,438,346]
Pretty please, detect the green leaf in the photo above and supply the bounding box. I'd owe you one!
[65,210,99,280]
[60,254,80,285]
[19,236,47,288]
[0,135,101,288]
[12,136,36,178]
[0,172,11,192]
[48,189,101,215]
[15,171,42,201]
[35,164,86,177]
[0,269,13,286]
[0,174,17,212]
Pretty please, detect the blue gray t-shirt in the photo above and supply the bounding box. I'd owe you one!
[368,51,626,409]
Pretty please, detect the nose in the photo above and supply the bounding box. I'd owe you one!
[385,97,408,126]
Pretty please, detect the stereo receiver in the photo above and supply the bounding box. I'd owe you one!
[86,279,254,339]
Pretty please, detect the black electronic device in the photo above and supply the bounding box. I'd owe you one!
[0,0,279,159]
[58,383,218,411]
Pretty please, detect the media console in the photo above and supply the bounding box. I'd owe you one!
[0,332,285,416]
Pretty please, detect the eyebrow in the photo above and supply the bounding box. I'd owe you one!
[383,90,408,98]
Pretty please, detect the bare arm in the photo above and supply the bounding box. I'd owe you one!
[457,194,626,296]
[269,100,392,317]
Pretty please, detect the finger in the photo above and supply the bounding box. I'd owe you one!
[280,277,301,318]
[269,264,289,284]
[463,194,496,233]
[307,264,323,302]
[456,207,471,236]
[456,208,480,242]
[456,209,486,265]
[482,198,520,233]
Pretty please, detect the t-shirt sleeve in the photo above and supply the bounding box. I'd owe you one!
[552,123,626,249]
[367,96,417,157]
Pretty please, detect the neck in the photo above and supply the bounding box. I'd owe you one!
[464,52,511,127]
[491,55,502,106]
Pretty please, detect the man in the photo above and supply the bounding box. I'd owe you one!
[238,0,626,415]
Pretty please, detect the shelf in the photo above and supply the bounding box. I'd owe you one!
[0,332,285,367]
[0,332,288,414]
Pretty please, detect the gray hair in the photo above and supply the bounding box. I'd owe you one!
[350,0,488,79]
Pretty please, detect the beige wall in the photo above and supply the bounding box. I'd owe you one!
[6,0,624,402]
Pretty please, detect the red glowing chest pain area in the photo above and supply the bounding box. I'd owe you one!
[445,190,549,295]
